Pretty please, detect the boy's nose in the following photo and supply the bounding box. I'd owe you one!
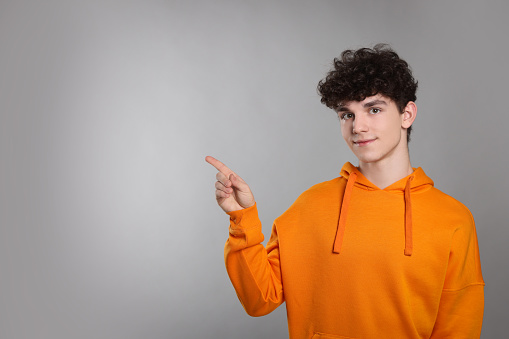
[352,114,369,134]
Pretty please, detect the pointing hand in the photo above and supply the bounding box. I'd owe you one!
[205,156,255,213]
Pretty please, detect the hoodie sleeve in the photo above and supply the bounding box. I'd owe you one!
[224,203,284,317]
[430,212,485,338]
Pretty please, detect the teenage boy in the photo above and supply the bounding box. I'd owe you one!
[206,44,484,339]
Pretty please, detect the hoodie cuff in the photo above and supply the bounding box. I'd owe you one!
[225,203,264,250]
[226,203,260,230]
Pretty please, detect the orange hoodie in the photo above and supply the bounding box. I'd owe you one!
[225,162,485,339]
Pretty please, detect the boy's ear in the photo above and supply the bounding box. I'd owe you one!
[401,101,417,128]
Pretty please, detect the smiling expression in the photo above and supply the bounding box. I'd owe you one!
[337,94,414,165]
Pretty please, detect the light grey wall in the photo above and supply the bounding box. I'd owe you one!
[1,0,507,338]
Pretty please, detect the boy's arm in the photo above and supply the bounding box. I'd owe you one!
[430,213,485,338]
[430,285,484,338]
[224,203,284,317]
[205,156,283,316]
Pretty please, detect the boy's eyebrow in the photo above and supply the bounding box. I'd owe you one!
[336,105,350,112]
[336,99,388,112]
[363,99,387,108]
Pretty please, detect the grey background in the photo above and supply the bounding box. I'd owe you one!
[1,0,507,338]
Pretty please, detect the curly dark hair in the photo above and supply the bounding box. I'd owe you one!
[317,44,418,142]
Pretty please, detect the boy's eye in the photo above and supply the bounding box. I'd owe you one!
[341,113,354,120]
[369,108,381,114]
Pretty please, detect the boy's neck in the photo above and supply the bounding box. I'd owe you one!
[357,155,414,190]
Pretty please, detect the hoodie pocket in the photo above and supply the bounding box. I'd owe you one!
[312,333,358,339]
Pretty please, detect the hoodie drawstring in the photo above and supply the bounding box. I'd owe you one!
[333,172,415,256]
[404,176,414,256]
[333,172,357,254]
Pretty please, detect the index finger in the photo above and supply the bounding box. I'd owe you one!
[205,156,234,175]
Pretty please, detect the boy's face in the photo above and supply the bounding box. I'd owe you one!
[336,94,413,165]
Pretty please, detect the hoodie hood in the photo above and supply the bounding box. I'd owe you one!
[333,162,434,256]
